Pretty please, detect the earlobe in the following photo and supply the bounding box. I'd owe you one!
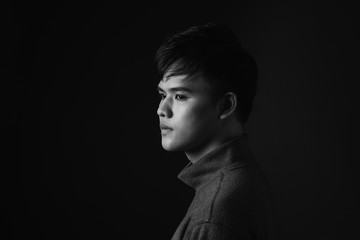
[219,92,237,120]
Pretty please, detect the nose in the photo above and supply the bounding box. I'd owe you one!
[157,98,172,118]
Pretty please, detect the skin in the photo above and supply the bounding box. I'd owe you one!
[157,70,243,163]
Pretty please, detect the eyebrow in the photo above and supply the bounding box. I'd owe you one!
[157,86,193,93]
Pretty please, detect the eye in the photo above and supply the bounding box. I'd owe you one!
[175,94,188,101]
[158,93,166,100]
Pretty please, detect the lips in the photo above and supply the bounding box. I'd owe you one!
[160,122,173,130]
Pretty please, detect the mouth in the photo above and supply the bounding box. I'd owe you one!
[159,123,173,134]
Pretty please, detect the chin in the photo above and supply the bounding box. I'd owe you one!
[161,137,188,152]
[161,140,180,152]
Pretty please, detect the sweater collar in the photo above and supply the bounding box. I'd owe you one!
[177,134,255,190]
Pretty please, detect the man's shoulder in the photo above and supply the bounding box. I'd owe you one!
[186,163,279,239]
[203,162,273,219]
[220,161,269,196]
[197,162,271,216]
[212,164,278,237]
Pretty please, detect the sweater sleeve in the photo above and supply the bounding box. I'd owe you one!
[184,222,239,240]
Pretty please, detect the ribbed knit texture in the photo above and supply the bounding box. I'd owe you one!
[171,135,280,240]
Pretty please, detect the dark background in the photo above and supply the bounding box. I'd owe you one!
[2,1,357,239]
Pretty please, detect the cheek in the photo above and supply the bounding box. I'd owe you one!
[176,102,217,133]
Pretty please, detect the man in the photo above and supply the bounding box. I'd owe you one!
[156,23,280,240]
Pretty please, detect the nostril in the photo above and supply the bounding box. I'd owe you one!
[157,107,165,117]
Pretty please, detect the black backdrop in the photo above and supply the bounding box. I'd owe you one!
[2,1,357,239]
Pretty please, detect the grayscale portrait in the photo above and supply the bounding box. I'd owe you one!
[3,1,355,240]
[155,23,280,240]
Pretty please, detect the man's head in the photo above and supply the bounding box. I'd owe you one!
[155,23,258,155]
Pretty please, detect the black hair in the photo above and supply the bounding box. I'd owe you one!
[155,23,258,124]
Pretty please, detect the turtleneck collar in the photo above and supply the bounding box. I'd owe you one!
[177,134,255,190]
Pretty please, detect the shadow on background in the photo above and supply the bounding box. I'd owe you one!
[1,1,357,239]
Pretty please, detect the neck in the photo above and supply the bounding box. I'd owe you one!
[185,139,225,164]
[185,121,244,163]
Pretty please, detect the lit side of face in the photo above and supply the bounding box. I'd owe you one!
[157,71,221,152]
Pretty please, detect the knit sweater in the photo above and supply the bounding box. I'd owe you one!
[171,135,280,240]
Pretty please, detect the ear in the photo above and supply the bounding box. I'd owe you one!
[219,92,237,120]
